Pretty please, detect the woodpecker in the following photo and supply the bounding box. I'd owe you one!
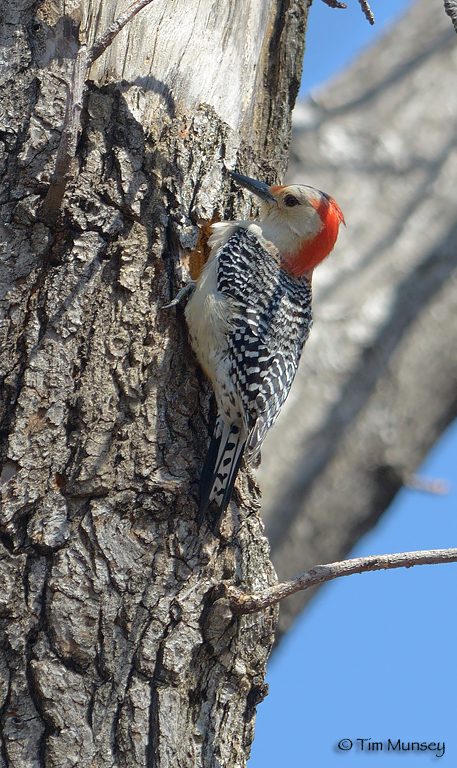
[185,172,345,528]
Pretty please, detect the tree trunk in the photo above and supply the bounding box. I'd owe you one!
[259,0,457,642]
[0,1,309,765]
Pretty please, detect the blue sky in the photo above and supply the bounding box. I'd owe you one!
[299,0,415,95]
[250,1,457,766]
[250,419,457,767]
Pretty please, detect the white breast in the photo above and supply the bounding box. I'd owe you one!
[185,236,246,428]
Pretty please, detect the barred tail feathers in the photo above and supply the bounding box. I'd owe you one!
[197,417,245,528]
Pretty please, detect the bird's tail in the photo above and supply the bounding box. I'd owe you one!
[197,417,245,529]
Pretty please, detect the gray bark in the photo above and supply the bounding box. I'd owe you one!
[0,0,309,765]
[259,0,457,642]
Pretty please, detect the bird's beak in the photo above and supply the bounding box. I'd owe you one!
[229,172,276,203]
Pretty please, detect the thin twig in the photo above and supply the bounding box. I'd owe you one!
[358,0,375,26]
[321,0,374,25]
[39,0,157,224]
[321,0,348,10]
[87,0,158,66]
[227,548,457,614]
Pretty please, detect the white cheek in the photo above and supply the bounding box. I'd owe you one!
[260,207,322,252]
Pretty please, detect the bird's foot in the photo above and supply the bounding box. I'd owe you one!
[162,281,196,309]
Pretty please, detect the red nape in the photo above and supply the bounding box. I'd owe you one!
[282,196,345,278]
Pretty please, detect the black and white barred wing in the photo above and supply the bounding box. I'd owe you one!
[220,229,313,457]
[228,294,312,462]
[198,227,312,524]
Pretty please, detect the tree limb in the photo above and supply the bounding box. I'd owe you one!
[227,548,457,614]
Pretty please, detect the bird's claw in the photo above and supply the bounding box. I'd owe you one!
[162,281,196,309]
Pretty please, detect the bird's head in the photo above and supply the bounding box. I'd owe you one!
[230,172,345,278]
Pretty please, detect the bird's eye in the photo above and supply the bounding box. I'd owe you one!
[284,195,300,207]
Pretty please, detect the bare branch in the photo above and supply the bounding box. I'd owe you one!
[39,0,157,224]
[227,548,457,614]
[320,0,374,24]
[358,0,375,25]
[321,0,348,11]
[87,0,158,66]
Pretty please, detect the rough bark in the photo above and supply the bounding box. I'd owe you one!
[258,0,457,641]
[0,0,309,765]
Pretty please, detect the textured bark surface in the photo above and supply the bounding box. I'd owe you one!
[259,0,457,641]
[0,0,310,765]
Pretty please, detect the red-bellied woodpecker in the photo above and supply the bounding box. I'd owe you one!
[185,171,345,528]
